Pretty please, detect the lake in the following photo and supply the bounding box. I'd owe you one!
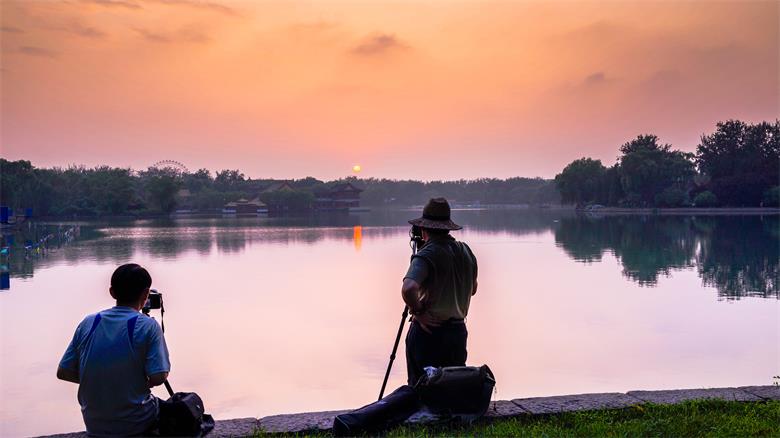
[1,209,778,437]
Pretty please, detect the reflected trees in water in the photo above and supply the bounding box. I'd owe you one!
[554,216,697,284]
[695,216,779,299]
[554,214,779,299]
[4,212,778,300]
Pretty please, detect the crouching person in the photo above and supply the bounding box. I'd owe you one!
[57,263,170,436]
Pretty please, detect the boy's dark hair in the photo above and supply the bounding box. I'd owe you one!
[111,263,152,303]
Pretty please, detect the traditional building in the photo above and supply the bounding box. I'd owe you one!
[262,181,295,193]
[315,182,364,210]
[223,198,268,215]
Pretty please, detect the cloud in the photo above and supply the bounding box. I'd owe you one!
[1,26,24,33]
[18,46,58,58]
[643,69,683,87]
[63,22,108,39]
[554,20,633,45]
[143,0,238,16]
[288,21,339,33]
[81,0,142,9]
[351,34,408,57]
[583,72,615,87]
[133,28,170,43]
[287,21,341,38]
[133,26,210,44]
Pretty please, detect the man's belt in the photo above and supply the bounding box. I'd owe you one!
[444,318,465,325]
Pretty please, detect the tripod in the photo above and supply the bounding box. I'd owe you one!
[378,227,423,401]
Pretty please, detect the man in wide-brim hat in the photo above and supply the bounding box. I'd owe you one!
[402,197,478,385]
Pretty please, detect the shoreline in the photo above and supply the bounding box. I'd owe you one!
[576,207,780,215]
[19,206,780,222]
[39,385,780,437]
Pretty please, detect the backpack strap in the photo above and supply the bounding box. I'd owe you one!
[86,313,102,339]
[127,314,139,345]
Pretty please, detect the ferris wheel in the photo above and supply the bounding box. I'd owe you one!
[151,160,189,174]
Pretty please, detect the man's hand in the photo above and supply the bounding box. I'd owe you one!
[412,312,443,334]
[56,367,79,384]
[147,372,169,388]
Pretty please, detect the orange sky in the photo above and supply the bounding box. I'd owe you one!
[1,0,777,180]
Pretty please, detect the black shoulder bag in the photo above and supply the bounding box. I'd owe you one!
[158,382,215,437]
[415,365,496,421]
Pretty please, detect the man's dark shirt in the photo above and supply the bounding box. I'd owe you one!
[404,234,478,320]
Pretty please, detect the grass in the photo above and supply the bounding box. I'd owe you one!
[257,400,780,437]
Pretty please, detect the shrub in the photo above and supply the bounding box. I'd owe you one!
[693,191,719,207]
[655,187,688,207]
[763,186,780,207]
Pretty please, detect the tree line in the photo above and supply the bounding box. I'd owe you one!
[554,120,779,208]
[0,162,560,217]
[3,119,776,216]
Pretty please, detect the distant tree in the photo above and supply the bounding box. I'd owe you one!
[693,191,718,207]
[215,169,245,191]
[259,190,314,212]
[602,165,625,206]
[618,135,695,207]
[696,120,779,206]
[0,159,35,209]
[87,167,136,214]
[292,177,324,189]
[142,168,182,213]
[763,186,780,207]
[554,158,607,206]
[185,168,213,193]
[655,186,689,207]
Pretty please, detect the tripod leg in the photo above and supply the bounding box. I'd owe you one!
[378,306,409,401]
[164,380,174,397]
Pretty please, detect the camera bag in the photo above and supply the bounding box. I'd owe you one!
[333,385,420,436]
[158,391,215,437]
[414,365,495,420]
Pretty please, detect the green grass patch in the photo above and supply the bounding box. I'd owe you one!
[257,400,780,437]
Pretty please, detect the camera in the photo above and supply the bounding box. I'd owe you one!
[143,289,163,313]
[410,225,425,246]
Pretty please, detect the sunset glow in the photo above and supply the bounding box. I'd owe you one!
[1,1,777,180]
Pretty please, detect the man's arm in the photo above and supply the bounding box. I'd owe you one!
[401,278,424,314]
[469,244,478,296]
[57,321,84,384]
[148,372,169,388]
[145,319,171,388]
[56,367,80,383]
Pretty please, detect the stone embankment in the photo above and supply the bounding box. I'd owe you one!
[41,385,780,437]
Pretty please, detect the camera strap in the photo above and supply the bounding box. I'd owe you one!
[158,299,173,397]
[159,300,165,333]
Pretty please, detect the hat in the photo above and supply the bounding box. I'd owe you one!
[408,197,462,230]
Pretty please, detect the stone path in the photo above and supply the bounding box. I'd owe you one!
[38,385,779,437]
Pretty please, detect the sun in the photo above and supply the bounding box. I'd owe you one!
[352,164,362,173]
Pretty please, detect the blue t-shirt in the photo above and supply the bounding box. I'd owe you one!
[59,306,171,436]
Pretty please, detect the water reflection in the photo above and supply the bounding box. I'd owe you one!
[2,210,779,437]
[695,216,779,299]
[353,226,363,251]
[554,214,779,299]
[2,211,778,300]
